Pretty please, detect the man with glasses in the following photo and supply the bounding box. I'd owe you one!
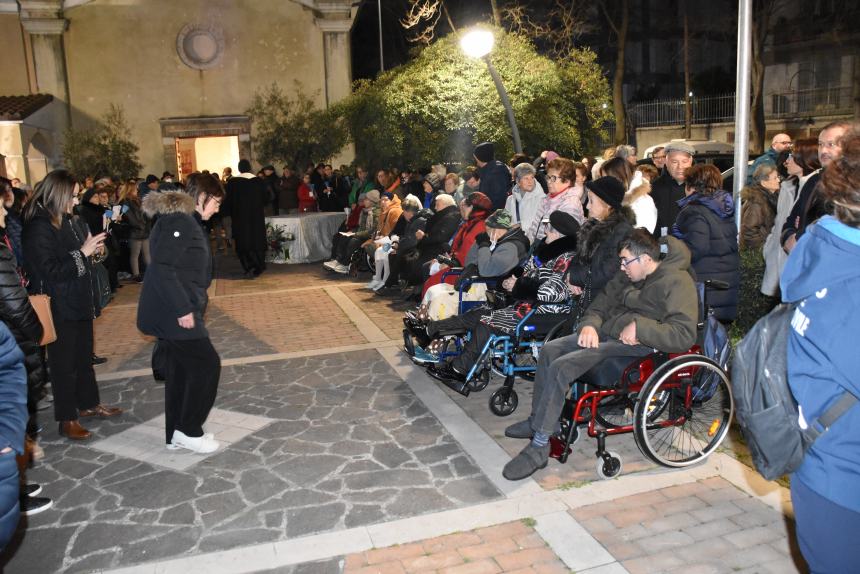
[648,146,667,171]
[747,133,793,185]
[781,121,854,253]
[502,230,698,480]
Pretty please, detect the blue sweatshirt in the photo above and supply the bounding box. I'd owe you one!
[0,321,27,455]
[781,216,860,512]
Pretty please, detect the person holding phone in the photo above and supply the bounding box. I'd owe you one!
[22,170,123,441]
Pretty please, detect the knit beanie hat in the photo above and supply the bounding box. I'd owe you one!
[473,142,495,163]
[464,191,492,212]
[365,190,381,204]
[381,191,394,200]
[424,172,442,191]
[485,209,513,229]
[585,176,625,211]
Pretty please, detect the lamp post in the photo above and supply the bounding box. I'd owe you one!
[460,29,522,154]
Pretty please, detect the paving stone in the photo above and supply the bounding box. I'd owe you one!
[413,443,462,465]
[286,502,346,537]
[279,488,338,508]
[161,502,196,525]
[275,454,348,485]
[198,491,247,528]
[373,444,413,469]
[199,528,281,553]
[195,476,236,496]
[344,504,386,528]
[240,468,290,503]
[690,501,744,522]
[684,517,740,541]
[385,488,455,517]
[71,523,172,558]
[58,506,92,525]
[450,456,481,477]
[121,526,200,564]
[54,483,102,510]
[725,525,785,549]
[104,469,198,509]
[344,469,432,490]
[64,552,117,574]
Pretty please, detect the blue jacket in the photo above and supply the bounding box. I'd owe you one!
[782,216,860,512]
[0,321,27,455]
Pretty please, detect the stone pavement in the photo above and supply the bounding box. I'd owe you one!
[0,252,809,574]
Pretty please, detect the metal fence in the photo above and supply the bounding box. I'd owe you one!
[628,86,853,128]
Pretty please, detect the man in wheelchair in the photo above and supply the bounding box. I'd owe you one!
[422,211,581,389]
[502,229,699,480]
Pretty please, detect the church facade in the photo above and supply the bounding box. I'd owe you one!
[0,0,356,183]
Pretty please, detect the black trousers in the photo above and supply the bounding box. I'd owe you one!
[46,320,100,421]
[336,236,364,265]
[237,248,266,274]
[163,337,221,444]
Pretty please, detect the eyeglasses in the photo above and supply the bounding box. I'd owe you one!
[819,140,841,150]
[651,154,666,160]
[620,255,642,268]
[546,175,561,183]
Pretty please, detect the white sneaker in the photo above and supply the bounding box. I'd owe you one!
[170,430,220,454]
[366,279,383,290]
[167,432,214,451]
[333,263,350,274]
[323,260,338,270]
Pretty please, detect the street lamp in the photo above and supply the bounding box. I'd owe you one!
[460,28,523,154]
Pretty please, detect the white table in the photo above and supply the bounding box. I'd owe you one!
[265,212,347,264]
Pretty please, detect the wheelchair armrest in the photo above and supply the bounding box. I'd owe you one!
[440,268,464,282]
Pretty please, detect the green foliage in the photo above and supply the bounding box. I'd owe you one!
[733,248,778,337]
[247,83,347,170]
[62,104,142,180]
[334,29,612,169]
[520,517,537,528]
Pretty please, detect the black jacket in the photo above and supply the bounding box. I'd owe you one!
[0,237,43,396]
[224,174,268,252]
[674,194,739,321]
[417,205,461,263]
[567,207,635,296]
[137,192,213,340]
[781,171,823,246]
[23,206,97,323]
[479,160,513,210]
[78,201,106,235]
[650,172,686,236]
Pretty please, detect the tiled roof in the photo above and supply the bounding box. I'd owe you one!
[0,94,54,121]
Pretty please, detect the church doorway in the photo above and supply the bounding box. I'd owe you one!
[175,135,240,180]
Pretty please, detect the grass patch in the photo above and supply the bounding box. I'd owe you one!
[520,517,537,528]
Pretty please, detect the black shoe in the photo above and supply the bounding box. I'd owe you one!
[504,419,533,439]
[91,354,108,366]
[22,483,42,497]
[20,495,52,516]
[374,286,400,297]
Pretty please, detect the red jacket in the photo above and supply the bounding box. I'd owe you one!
[297,182,317,213]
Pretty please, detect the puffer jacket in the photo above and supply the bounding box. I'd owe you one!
[137,191,212,340]
[0,320,26,551]
[566,207,635,296]
[398,209,430,254]
[580,236,698,353]
[0,236,43,404]
[672,190,740,321]
[417,205,461,264]
[23,205,97,323]
[122,198,151,241]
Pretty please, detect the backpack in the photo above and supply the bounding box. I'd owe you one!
[730,302,859,481]
[692,314,730,401]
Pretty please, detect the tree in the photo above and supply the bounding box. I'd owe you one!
[62,104,142,180]
[246,83,347,170]
[750,0,782,155]
[335,28,611,168]
[597,0,629,145]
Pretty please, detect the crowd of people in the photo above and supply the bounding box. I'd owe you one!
[1,122,859,573]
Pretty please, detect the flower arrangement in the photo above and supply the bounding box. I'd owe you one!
[266,222,294,262]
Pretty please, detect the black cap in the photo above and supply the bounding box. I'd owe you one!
[585,176,625,211]
[145,174,159,185]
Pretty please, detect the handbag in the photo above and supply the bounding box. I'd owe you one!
[92,262,111,312]
[28,294,57,346]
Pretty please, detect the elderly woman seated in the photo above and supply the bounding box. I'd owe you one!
[419,211,580,392]
[414,209,530,321]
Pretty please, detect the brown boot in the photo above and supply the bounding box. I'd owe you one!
[58,420,91,440]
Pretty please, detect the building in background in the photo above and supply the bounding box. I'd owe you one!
[0,0,356,184]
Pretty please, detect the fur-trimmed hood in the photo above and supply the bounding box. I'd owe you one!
[142,190,195,217]
[623,171,652,206]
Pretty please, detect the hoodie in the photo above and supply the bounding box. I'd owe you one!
[137,191,212,340]
[579,236,698,353]
[781,216,860,513]
[671,190,739,321]
[376,194,403,238]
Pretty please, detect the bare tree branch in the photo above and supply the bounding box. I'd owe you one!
[400,0,445,44]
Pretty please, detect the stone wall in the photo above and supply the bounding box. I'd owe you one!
[0,14,32,96]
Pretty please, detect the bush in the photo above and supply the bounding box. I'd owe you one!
[62,104,142,181]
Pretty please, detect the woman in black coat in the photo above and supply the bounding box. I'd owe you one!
[22,170,122,441]
[671,164,739,322]
[406,194,462,285]
[137,176,223,453]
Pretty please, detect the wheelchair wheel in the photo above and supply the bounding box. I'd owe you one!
[466,368,490,393]
[633,355,733,468]
[489,387,518,416]
[596,451,623,480]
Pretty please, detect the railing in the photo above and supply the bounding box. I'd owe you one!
[627,86,853,128]
[768,86,853,118]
